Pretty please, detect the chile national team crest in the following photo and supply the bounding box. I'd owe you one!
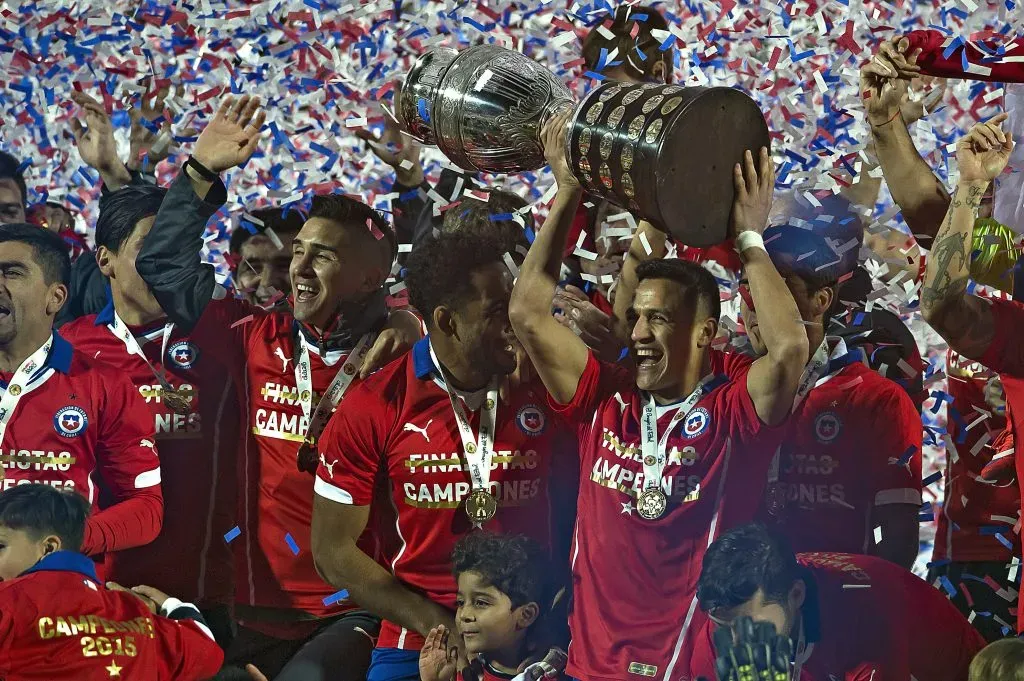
[168,341,199,370]
[814,411,842,444]
[682,407,711,438]
[54,406,88,438]
[516,405,547,437]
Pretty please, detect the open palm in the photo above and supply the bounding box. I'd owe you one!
[69,92,120,172]
[192,95,267,173]
[419,626,458,681]
[957,113,1014,183]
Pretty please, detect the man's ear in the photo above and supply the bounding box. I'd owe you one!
[513,601,540,631]
[651,59,669,84]
[696,317,719,349]
[40,533,63,556]
[96,245,115,278]
[433,306,457,339]
[45,283,68,317]
[813,286,835,320]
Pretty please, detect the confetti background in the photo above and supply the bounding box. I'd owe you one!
[2,0,1022,575]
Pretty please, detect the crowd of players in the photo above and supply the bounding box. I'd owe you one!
[0,6,1023,681]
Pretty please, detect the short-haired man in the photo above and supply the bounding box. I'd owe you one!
[509,111,810,677]
[689,524,985,681]
[229,206,305,308]
[0,150,27,225]
[133,95,421,679]
[0,484,222,680]
[61,182,242,647]
[745,224,922,567]
[0,222,162,559]
[312,231,572,681]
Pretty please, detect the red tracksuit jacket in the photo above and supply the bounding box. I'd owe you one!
[0,551,223,680]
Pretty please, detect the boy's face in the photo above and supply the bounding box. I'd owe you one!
[455,571,535,659]
[0,525,51,581]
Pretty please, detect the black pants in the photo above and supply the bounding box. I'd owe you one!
[928,560,1020,642]
[201,604,237,651]
[217,611,380,681]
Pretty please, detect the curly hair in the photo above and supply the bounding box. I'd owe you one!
[581,4,673,82]
[696,524,800,613]
[404,231,506,330]
[441,188,532,260]
[452,531,552,609]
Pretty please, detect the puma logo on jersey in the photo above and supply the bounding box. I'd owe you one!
[319,453,337,478]
[403,419,433,442]
[140,439,156,451]
[274,347,292,373]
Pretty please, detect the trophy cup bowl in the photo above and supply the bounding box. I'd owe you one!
[398,45,770,247]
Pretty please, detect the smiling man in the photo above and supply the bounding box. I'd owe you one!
[509,114,808,678]
[229,206,304,309]
[133,95,421,680]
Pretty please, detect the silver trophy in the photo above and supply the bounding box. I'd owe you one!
[398,44,770,247]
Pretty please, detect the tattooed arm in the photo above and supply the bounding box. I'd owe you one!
[920,114,1013,361]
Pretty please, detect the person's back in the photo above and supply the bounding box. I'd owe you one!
[0,554,222,680]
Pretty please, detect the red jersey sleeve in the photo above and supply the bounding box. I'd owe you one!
[151,613,225,680]
[82,368,163,555]
[314,382,390,507]
[547,351,633,424]
[871,386,924,506]
[981,297,1024,376]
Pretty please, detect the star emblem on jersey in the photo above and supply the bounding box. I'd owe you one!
[682,407,711,438]
[167,341,199,369]
[814,411,842,444]
[53,405,89,438]
[620,500,635,515]
[106,661,122,677]
[516,405,546,437]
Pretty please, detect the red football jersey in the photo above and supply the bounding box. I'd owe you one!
[552,349,784,681]
[978,296,1024,632]
[184,293,380,627]
[0,551,223,681]
[689,553,985,681]
[759,354,923,554]
[934,348,1018,562]
[61,301,241,607]
[317,337,566,651]
[0,332,162,556]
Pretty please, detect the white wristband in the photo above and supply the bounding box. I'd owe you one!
[734,231,766,254]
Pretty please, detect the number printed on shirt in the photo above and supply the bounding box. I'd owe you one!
[80,634,137,658]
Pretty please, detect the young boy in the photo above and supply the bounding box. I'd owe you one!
[418,532,562,681]
[0,484,224,680]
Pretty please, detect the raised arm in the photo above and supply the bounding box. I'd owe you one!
[863,38,950,245]
[920,114,1013,361]
[508,110,591,405]
[612,219,668,347]
[737,149,810,426]
[135,95,265,331]
[69,92,133,191]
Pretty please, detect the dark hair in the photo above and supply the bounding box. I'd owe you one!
[229,205,307,255]
[581,5,673,82]
[635,259,721,321]
[969,639,1024,681]
[452,532,552,609]
[0,484,91,552]
[405,232,506,328]
[441,188,533,252]
[95,185,167,253]
[308,194,396,271]
[785,269,842,324]
[0,151,27,205]
[697,524,801,613]
[0,223,71,286]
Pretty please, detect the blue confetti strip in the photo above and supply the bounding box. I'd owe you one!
[323,590,350,606]
[285,533,300,556]
[922,471,942,487]
[224,526,241,543]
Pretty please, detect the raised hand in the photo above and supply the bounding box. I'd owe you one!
[419,625,459,681]
[728,147,775,238]
[957,113,1014,184]
[356,104,423,185]
[69,92,126,178]
[128,85,175,169]
[713,616,793,681]
[540,108,579,192]
[860,37,923,127]
[552,285,622,363]
[191,95,267,173]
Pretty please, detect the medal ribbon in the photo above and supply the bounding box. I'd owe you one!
[640,374,726,493]
[107,313,178,394]
[429,344,499,494]
[295,332,374,445]
[0,334,54,448]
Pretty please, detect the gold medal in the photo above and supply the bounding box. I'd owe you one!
[160,386,192,416]
[637,488,668,520]
[297,438,319,475]
[465,489,498,524]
